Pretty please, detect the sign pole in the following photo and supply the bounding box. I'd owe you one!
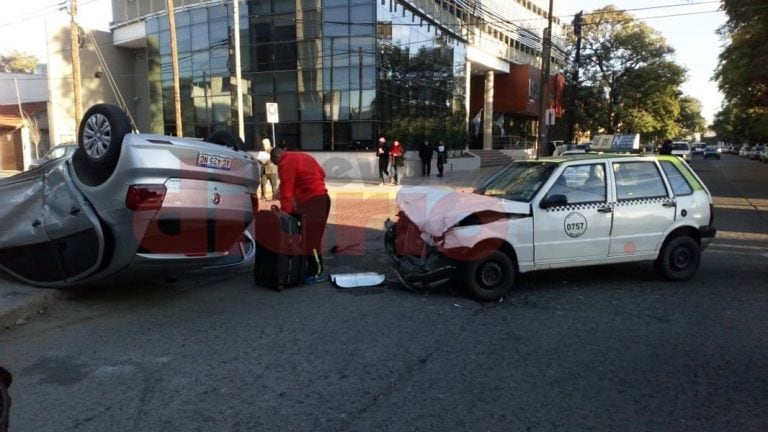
[271,122,276,150]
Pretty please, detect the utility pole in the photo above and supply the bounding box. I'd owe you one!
[70,0,82,128]
[536,0,554,158]
[167,0,183,136]
[233,0,245,141]
[566,11,584,144]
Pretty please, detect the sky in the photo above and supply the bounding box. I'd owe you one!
[0,0,112,60]
[563,0,727,124]
[0,0,726,124]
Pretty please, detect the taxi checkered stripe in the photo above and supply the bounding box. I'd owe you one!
[613,197,673,207]
[547,197,673,212]
[547,202,605,212]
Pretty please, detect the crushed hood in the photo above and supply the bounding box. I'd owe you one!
[395,186,530,236]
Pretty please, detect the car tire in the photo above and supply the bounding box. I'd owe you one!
[74,104,132,186]
[462,250,515,301]
[655,235,700,281]
[206,130,243,151]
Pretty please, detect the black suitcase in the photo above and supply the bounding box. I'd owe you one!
[253,208,306,290]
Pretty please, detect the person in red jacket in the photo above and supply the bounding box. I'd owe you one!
[270,148,331,284]
[389,140,404,185]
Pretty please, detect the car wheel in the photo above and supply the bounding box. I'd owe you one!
[75,104,132,185]
[655,235,700,281]
[462,250,515,301]
[206,130,243,151]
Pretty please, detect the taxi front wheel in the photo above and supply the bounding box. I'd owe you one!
[463,250,515,302]
[655,235,700,281]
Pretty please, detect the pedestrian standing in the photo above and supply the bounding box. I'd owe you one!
[436,141,447,177]
[376,136,390,185]
[270,148,331,284]
[418,138,433,176]
[259,138,278,200]
[660,139,672,155]
[390,140,404,185]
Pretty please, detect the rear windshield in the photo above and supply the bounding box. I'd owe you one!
[671,143,690,150]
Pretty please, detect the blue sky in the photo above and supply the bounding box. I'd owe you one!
[563,0,727,124]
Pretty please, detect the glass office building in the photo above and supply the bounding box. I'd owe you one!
[142,0,466,151]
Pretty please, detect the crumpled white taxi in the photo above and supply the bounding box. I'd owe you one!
[385,154,716,301]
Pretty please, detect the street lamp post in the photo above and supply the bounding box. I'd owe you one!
[566,11,584,144]
[536,0,554,158]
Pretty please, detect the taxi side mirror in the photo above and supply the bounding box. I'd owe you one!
[540,194,567,209]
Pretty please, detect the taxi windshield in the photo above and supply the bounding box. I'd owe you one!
[475,161,558,202]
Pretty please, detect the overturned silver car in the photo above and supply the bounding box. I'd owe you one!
[385,154,716,301]
[0,104,259,287]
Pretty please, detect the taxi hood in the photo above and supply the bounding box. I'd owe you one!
[396,186,530,236]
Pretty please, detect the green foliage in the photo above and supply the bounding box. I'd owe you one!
[677,96,707,136]
[713,0,768,142]
[0,50,38,74]
[564,6,690,142]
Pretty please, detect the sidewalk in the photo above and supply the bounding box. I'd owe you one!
[0,167,499,331]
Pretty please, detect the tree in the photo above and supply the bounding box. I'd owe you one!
[0,50,38,74]
[677,96,707,138]
[564,6,687,142]
[713,0,768,143]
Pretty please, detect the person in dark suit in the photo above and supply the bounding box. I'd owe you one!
[418,139,434,176]
[376,137,390,184]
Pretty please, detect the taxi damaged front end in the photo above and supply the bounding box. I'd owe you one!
[384,186,530,291]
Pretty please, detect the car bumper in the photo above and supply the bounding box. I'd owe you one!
[699,225,717,250]
[384,219,457,291]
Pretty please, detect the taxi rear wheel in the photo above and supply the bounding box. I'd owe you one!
[655,235,700,281]
[462,250,515,301]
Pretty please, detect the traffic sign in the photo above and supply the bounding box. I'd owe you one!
[545,108,556,126]
[266,102,279,123]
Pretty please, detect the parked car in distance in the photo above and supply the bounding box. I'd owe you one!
[670,141,692,162]
[385,153,716,301]
[739,145,752,157]
[28,143,77,170]
[703,146,721,160]
[691,142,706,156]
[751,145,766,161]
[0,104,260,288]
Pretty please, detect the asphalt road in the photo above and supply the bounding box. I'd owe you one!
[1,154,767,432]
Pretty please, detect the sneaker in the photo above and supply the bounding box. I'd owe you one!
[303,273,325,284]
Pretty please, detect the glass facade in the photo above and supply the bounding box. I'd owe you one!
[144,0,466,151]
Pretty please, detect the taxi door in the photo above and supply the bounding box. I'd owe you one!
[608,160,676,257]
[532,162,613,265]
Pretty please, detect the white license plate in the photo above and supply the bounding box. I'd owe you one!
[197,152,232,170]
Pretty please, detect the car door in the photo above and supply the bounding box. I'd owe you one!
[42,160,106,284]
[609,160,675,257]
[0,169,60,282]
[533,162,613,265]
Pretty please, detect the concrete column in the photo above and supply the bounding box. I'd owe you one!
[465,60,471,147]
[483,70,494,150]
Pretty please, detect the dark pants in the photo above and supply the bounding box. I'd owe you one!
[420,158,432,176]
[437,156,445,176]
[378,159,389,182]
[293,193,331,277]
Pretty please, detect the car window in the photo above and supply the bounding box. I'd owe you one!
[660,161,693,196]
[671,143,690,151]
[612,161,667,200]
[475,161,557,202]
[545,163,606,204]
